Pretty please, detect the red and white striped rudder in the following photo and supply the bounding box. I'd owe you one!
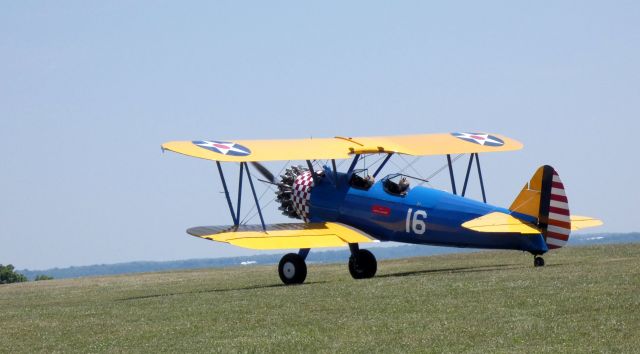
[509,165,572,250]
[539,166,571,249]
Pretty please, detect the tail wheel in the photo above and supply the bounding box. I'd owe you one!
[348,249,377,279]
[278,253,307,285]
[534,256,545,267]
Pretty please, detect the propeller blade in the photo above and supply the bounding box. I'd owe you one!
[250,162,276,184]
[257,178,277,185]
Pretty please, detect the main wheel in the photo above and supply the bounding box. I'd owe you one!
[534,256,545,267]
[278,253,307,285]
[348,249,377,279]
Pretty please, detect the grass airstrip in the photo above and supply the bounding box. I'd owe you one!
[1,244,638,353]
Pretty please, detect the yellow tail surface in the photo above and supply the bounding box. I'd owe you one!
[509,165,602,249]
[463,166,603,249]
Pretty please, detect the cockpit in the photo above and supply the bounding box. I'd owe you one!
[383,176,410,196]
[349,169,375,190]
[348,169,427,197]
[380,173,429,196]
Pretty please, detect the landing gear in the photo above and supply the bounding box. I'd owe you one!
[534,256,545,267]
[278,253,307,285]
[349,249,377,279]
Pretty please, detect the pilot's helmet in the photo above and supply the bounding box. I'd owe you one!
[399,177,410,190]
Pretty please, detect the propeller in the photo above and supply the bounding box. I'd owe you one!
[250,162,275,184]
[249,162,309,220]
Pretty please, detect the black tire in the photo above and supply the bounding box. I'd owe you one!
[534,256,545,267]
[278,253,307,285]
[348,249,377,279]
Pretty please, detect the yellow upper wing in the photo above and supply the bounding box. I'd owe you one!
[161,132,523,162]
[187,222,378,250]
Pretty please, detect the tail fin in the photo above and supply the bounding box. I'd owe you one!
[510,165,571,249]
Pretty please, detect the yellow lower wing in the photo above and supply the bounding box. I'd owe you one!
[187,222,378,250]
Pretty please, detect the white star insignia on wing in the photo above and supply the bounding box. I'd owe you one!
[456,133,502,146]
[197,141,247,155]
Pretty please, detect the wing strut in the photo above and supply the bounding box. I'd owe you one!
[347,154,361,177]
[475,153,487,203]
[446,153,489,203]
[244,162,267,231]
[373,153,393,178]
[306,160,317,184]
[331,159,338,187]
[236,162,244,222]
[460,153,488,203]
[461,154,475,196]
[214,161,267,229]
[216,161,238,225]
[446,154,457,195]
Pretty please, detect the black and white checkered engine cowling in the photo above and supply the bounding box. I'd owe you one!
[276,166,315,222]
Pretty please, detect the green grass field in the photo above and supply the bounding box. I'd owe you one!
[1,244,638,353]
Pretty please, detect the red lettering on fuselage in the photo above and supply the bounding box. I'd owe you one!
[372,205,391,216]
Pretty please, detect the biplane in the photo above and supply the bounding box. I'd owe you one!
[162,132,602,285]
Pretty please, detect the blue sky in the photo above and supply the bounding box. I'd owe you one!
[1,1,638,269]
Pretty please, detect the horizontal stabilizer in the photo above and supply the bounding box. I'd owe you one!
[570,215,603,231]
[461,212,541,234]
[187,222,378,250]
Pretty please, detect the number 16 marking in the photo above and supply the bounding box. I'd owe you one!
[406,208,427,235]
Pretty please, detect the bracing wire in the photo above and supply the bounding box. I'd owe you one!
[240,161,290,225]
[419,154,464,186]
[397,155,424,178]
[387,154,464,187]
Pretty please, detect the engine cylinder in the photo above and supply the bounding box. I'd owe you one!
[276,166,315,222]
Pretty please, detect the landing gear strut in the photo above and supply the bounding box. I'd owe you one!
[348,245,377,279]
[278,253,307,285]
[534,256,545,267]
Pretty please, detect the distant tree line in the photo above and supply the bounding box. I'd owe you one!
[0,264,53,284]
[0,264,27,284]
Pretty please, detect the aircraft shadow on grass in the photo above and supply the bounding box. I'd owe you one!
[377,263,520,278]
[118,261,574,301]
[377,261,571,278]
[116,281,329,301]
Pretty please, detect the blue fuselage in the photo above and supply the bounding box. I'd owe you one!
[309,172,548,254]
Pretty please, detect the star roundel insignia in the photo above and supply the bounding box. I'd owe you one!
[451,132,505,147]
[192,140,252,156]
